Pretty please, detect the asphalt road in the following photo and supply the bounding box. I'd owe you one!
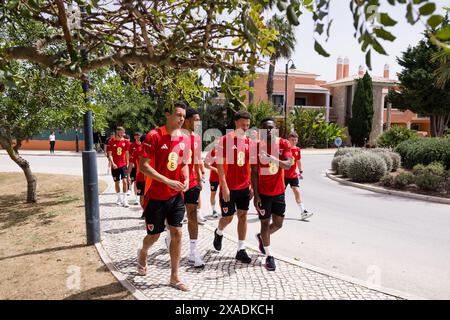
[1,152,449,299]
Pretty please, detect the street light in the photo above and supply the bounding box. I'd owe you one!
[284,59,296,138]
[71,3,100,245]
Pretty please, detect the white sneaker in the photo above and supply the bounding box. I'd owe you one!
[134,199,139,205]
[116,197,122,206]
[123,198,130,208]
[197,211,207,224]
[189,253,205,268]
[301,210,313,220]
[127,190,132,196]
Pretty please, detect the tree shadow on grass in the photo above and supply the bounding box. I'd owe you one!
[63,282,133,300]
[0,191,80,230]
[0,244,87,262]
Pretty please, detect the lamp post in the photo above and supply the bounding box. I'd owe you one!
[71,3,100,245]
[284,59,296,138]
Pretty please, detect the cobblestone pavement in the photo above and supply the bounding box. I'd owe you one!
[99,183,400,300]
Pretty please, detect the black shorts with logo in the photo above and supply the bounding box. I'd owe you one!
[257,193,286,220]
[144,194,185,235]
[184,186,201,205]
[112,166,128,182]
[130,167,137,182]
[284,177,300,188]
[220,187,251,217]
[136,181,146,196]
[210,181,220,192]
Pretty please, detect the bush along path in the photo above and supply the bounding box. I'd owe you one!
[330,147,450,200]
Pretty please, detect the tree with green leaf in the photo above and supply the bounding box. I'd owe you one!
[388,31,450,137]
[266,14,296,104]
[348,73,373,147]
[0,62,106,202]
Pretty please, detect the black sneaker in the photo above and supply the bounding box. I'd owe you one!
[256,233,265,255]
[265,256,276,271]
[213,229,223,251]
[235,249,252,264]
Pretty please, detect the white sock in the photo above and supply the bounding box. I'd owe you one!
[299,203,305,212]
[216,228,223,236]
[238,240,246,251]
[122,193,127,202]
[264,246,272,257]
[190,240,197,256]
[212,204,216,211]
[117,193,121,201]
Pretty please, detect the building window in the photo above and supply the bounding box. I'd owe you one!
[272,94,284,112]
[411,124,420,131]
[295,97,307,106]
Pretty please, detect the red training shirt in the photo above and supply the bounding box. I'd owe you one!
[216,131,251,191]
[108,138,130,168]
[204,148,219,183]
[284,146,301,179]
[141,126,189,201]
[187,132,202,189]
[255,138,292,196]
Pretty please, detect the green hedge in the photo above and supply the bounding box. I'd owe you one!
[395,138,450,169]
[347,153,388,183]
[377,126,418,148]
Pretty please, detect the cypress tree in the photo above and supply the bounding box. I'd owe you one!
[348,77,370,146]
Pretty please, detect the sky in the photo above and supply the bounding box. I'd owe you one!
[261,0,449,82]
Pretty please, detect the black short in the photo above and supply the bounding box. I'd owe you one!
[284,177,300,188]
[136,181,146,196]
[257,193,286,220]
[144,194,185,235]
[220,187,250,217]
[130,167,137,182]
[112,166,128,181]
[184,186,201,205]
[210,181,219,192]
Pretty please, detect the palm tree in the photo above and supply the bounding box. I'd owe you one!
[266,14,297,104]
[433,50,450,89]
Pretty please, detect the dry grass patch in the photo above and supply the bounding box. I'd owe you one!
[0,172,134,300]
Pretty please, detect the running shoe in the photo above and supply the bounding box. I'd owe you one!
[212,210,220,218]
[255,233,266,255]
[300,210,314,221]
[123,198,130,208]
[235,249,251,264]
[265,256,276,271]
[213,229,223,251]
[189,253,205,268]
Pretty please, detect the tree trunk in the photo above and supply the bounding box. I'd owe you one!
[249,79,254,104]
[0,138,37,203]
[266,56,276,104]
[430,115,449,137]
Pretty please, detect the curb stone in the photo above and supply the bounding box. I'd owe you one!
[326,170,450,205]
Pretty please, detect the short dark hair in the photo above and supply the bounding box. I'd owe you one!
[186,107,199,119]
[165,101,187,113]
[288,132,299,139]
[234,110,251,122]
[140,134,147,143]
[260,117,275,126]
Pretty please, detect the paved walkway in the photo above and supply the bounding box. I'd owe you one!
[99,183,400,300]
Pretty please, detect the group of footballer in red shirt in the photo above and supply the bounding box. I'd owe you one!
[108,102,312,292]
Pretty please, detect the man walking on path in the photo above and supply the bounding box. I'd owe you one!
[137,102,190,292]
[105,132,115,175]
[176,107,205,268]
[128,132,142,205]
[213,111,253,264]
[251,118,293,271]
[49,131,56,154]
[204,138,220,218]
[284,132,313,221]
[107,127,131,207]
